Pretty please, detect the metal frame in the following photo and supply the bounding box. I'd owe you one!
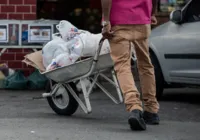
[42,38,123,114]
[72,70,123,114]
[45,69,123,114]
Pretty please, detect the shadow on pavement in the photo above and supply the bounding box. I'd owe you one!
[161,88,200,105]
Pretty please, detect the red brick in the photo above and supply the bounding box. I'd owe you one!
[0,0,8,4]
[9,0,23,4]
[22,63,33,69]
[7,49,23,53]
[23,13,36,20]
[8,61,23,69]
[0,14,8,19]
[8,14,23,20]
[31,5,36,13]
[23,49,33,53]
[0,53,15,60]
[1,5,15,13]
[16,5,30,13]
[15,53,28,60]
[24,0,36,5]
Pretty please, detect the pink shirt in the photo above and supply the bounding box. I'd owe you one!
[110,0,152,25]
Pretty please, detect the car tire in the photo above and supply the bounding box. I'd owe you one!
[150,51,164,100]
[46,81,79,116]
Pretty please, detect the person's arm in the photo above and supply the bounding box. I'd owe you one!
[101,0,112,21]
[101,0,113,39]
[151,0,158,25]
[152,0,158,15]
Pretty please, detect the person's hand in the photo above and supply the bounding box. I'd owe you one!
[102,22,113,39]
[151,15,158,25]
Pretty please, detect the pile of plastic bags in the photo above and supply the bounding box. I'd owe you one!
[42,20,110,71]
[4,69,48,90]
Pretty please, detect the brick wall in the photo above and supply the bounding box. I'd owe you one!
[0,48,34,76]
[0,0,37,76]
[0,0,36,20]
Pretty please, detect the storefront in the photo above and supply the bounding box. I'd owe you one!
[36,0,190,29]
[0,0,189,76]
[0,0,190,36]
[36,0,102,33]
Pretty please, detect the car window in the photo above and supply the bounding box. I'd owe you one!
[182,0,200,23]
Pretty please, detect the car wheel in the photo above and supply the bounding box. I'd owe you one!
[150,51,164,100]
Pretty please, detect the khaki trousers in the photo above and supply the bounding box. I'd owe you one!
[109,24,159,113]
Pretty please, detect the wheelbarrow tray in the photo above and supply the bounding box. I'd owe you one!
[41,53,113,83]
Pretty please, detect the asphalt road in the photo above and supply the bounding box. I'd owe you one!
[0,87,200,140]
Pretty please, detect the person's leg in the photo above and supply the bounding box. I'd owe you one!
[109,30,142,112]
[133,39,159,113]
[132,24,160,124]
[109,26,146,130]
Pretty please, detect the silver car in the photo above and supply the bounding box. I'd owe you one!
[148,0,200,99]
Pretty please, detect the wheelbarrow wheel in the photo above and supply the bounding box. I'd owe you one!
[45,81,79,116]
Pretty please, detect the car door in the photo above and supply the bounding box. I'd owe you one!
[163,0,200,85]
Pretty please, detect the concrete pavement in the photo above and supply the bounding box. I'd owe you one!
[0,88,199,140]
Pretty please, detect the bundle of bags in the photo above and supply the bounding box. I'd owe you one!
[42,20,110,71]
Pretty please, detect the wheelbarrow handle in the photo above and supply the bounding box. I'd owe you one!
[81,38,105,79]
[94,38,105,61]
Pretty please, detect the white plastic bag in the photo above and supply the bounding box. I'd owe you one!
[67,36,84,56]
[79,32,97,56]
[43,34,83,71]
[46,53,80,71]
[56,20,110,57]
[79,32,110,56]
[56,20,80,41]
[43,20,111,72]
[42,36,69,68]
[76,78,92,92]
[100,39,110,55]
[94,34,110,55]
[8,68,15,76]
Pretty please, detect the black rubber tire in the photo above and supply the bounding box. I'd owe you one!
[46,81,79,116]
[150,51,164,100]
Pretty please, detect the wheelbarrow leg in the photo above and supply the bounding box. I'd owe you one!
[95,81,120,104]
[80,79,92,113]
[111,70,123,103]
[98,70,123,103]
[65,83,90,114]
